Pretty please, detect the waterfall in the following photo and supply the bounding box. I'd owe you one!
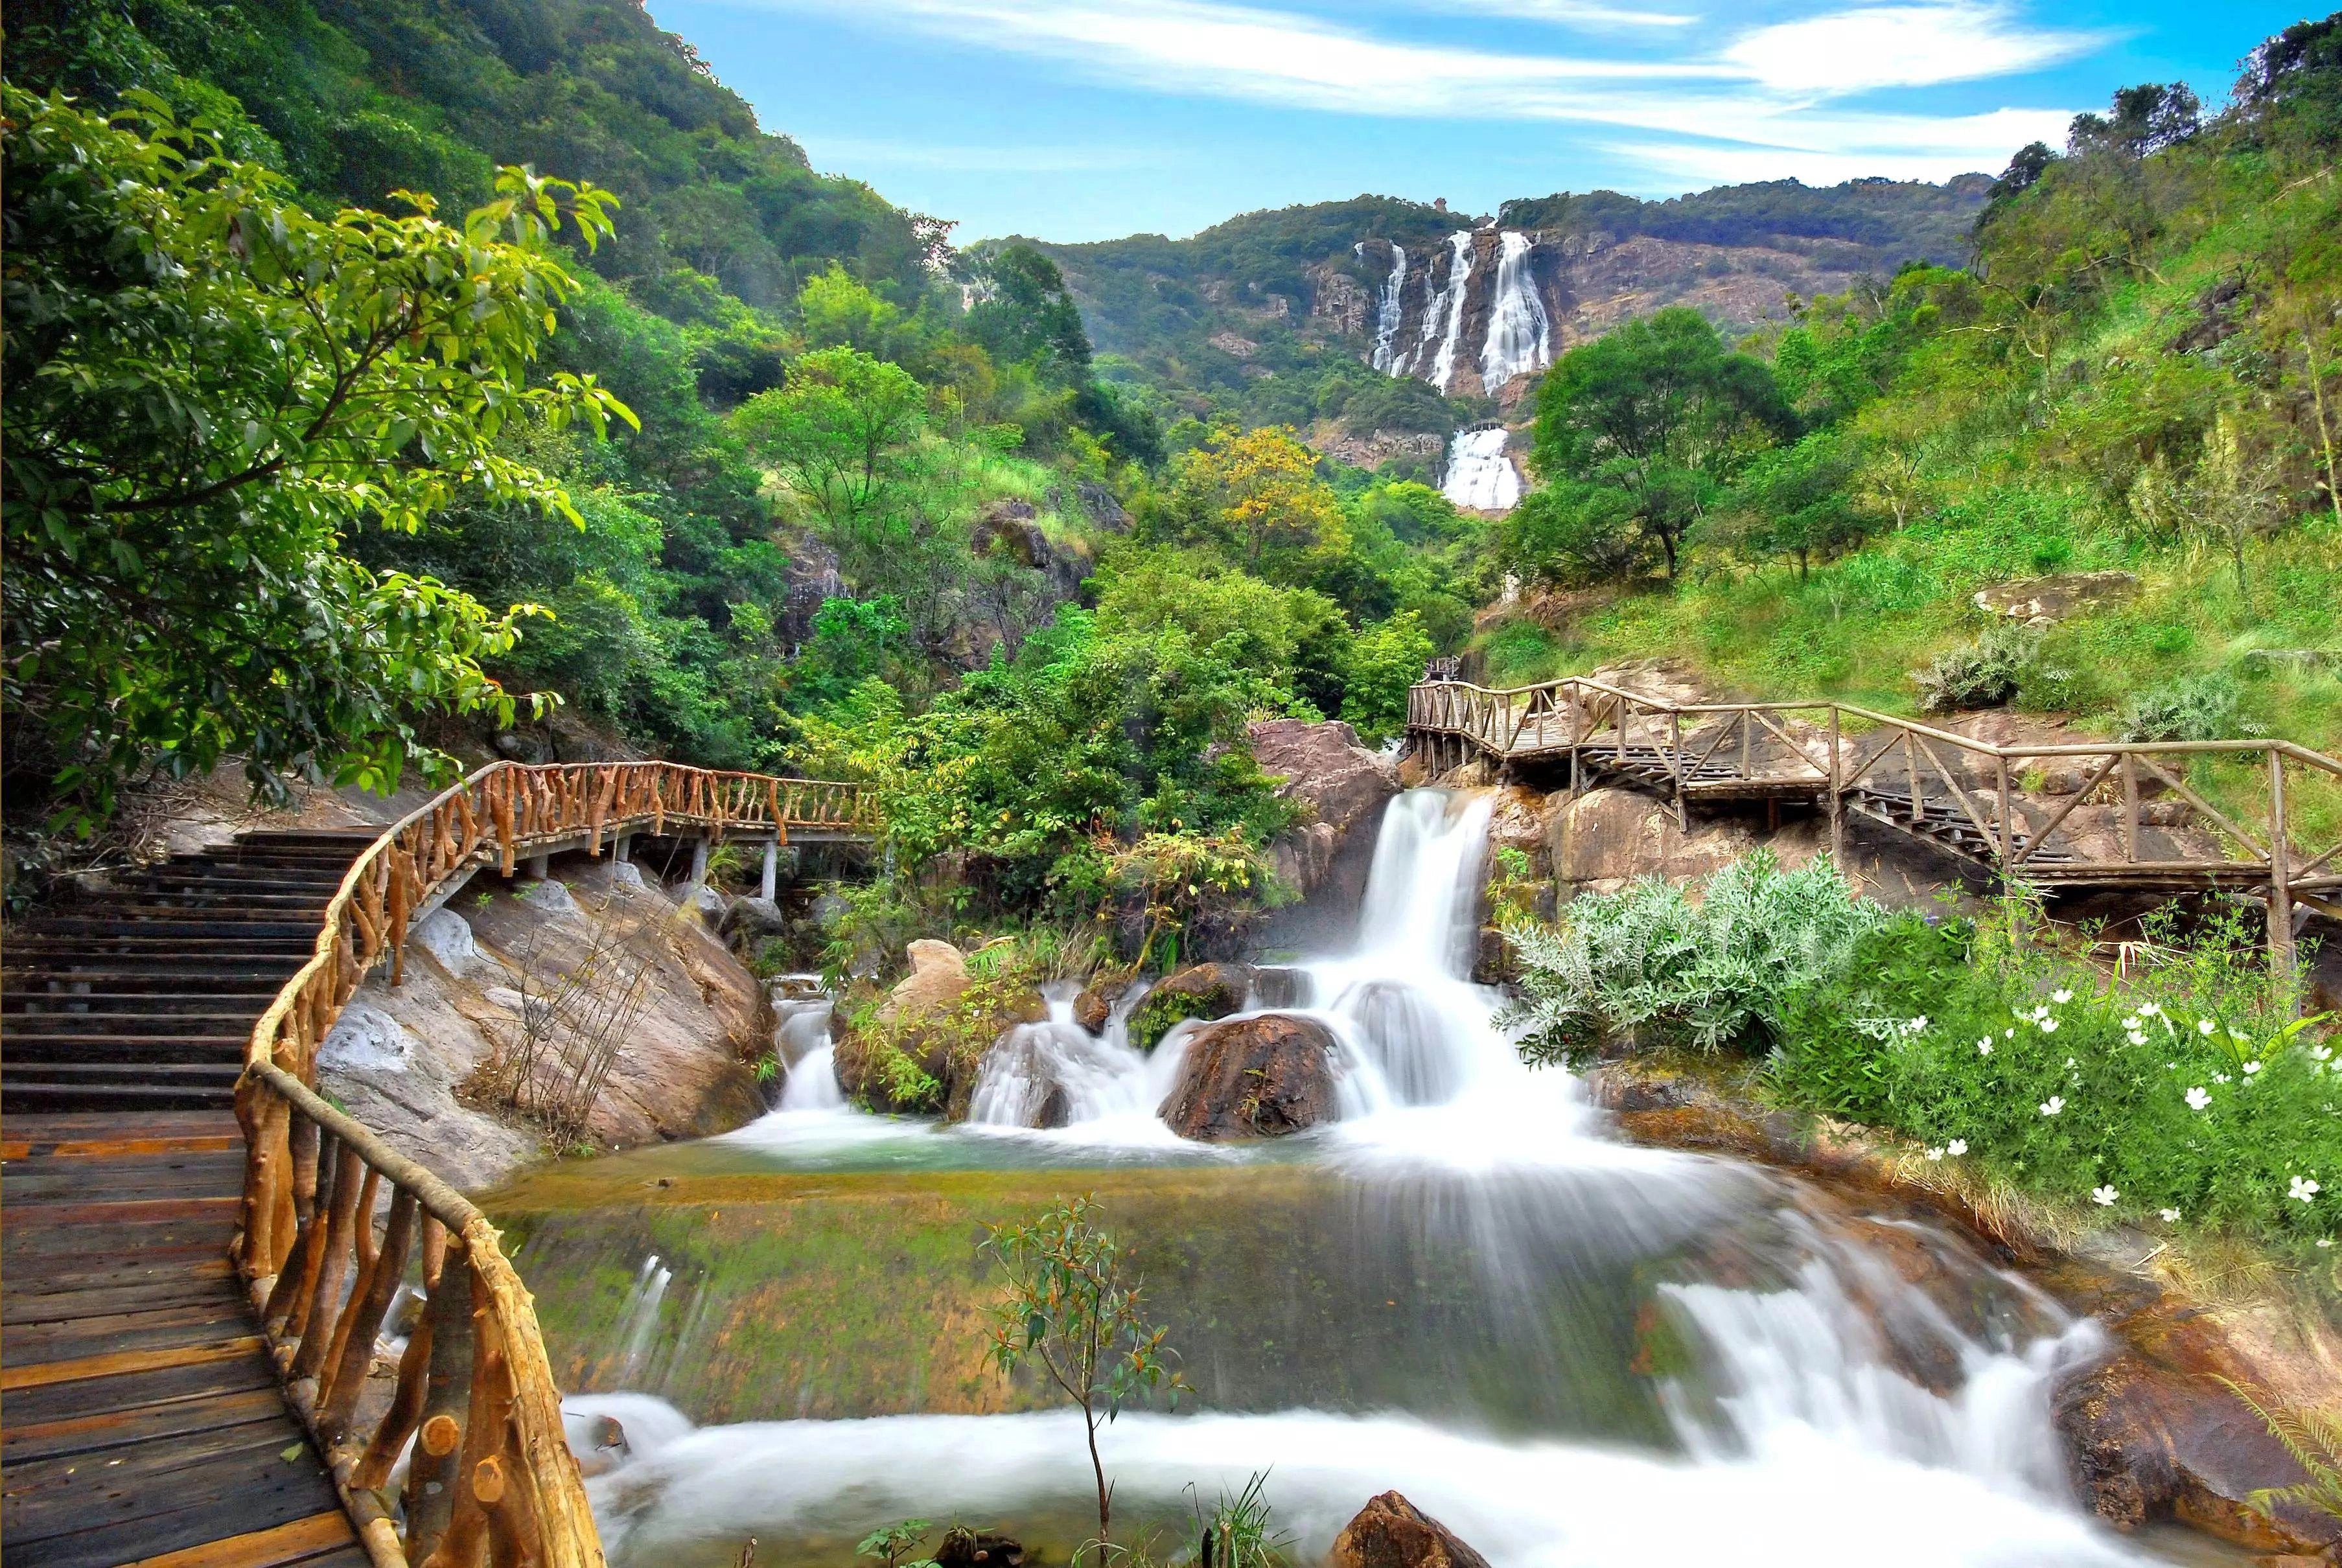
[1362,241,1406,374]
[1478,231,1550,393]
[1442,427,1521,511]
[1426,231,1475,394]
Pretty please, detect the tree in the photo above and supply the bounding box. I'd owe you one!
[983,1197,1186,1560]
[731,347,927,536]
[967,244,1093,384]
[2190,411,2291,599]
[1529,307,1791,577]
[2069,83,2201,157]
[1,87,634,829]
[1340,612,1434,744]
[1157,427,1353,586]
[1713,432,1876,579]
[1498,481,1650,586]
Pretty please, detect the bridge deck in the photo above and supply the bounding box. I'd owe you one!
[1,1111,365,1568]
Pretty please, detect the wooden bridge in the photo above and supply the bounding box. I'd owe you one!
[1408,674,2342,979]
[3,763,875,1567]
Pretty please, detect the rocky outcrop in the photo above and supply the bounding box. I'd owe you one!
[1308,262,1373,336]
[1127,963,1253,1054]
[1158,1013,1338,1140]
[1974,571,2139,625]
[1249,719,1398,903]
[837,941,1047,1116]
[1328,1492,1492,1568]
[317,857,767,1190]
[878,940,971,1025]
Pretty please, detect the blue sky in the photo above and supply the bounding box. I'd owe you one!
[645,1,2317,243]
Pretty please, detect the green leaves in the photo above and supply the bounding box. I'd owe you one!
[2,87,629,827]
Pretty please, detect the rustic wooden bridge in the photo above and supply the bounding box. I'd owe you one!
[1408,674,2342,976]
[3,763,875,1567]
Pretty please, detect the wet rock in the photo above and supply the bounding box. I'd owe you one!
[1128,963,1253,1053]
[2053,1352,2342,1556]
[1249,719,1400,901]
[1471,926,1516,986]
[934,1527,1025,1568]
[1328,1492,1492,1568]
[1072,977,1130,1035]
[719,896,787,947]
[1158,1013,1338,1140]
[1973,571,2138,625]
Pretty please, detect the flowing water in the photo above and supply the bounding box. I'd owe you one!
[1361,240,1407,375]
[1477,232,1551,394]
[1441,428,1522,513]
[1424,231,1476,392]
[491,791,2218,1568]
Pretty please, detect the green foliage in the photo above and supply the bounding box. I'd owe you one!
[1340,612,1435,745]
[984,1195,1188,1556]
[2117,672,2264,741]
[2220,1380,2342,1526]
[1914,622,2045,713]
[858,1521,937,1568]
[1501,852,1888,1063]
[0,87,635,827]
[1188,1473,1291,1568]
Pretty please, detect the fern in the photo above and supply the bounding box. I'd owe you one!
[2218,1378,2342,1525]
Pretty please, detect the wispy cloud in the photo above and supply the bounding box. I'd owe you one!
[807,135,1162,173]
[747,0,2098,186]
[1414,0,1699,27]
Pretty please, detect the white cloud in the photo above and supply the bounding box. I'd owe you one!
[807,135,1161,173]
[1419,0,1699,26]
[1721,3,2104,94]
[1612,105,2076,189]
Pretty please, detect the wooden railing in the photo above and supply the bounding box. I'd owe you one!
[1409,674,2342,980]
[233,761,877,1567]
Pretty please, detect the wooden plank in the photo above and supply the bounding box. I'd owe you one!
[4,1387,294,1462]
[1,1195,240,1229]
[4,1416,301,1506]
[5,1300,264,1364]
[0,1352,281,1426]
[4,1274,244,1326]
[0,1337,266,1391]
[0,1445,343,1567]
[121,1510,358,1568]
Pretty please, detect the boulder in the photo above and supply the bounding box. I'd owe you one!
[1127,963,1253,1053]
[1548,787,1760,891]
[971,498,1052,571]
[877,940,970,1026]
[1158,1013,1338,1140]
[934,1528,1025,1568]
[719,896,788,946]
[520,877,583,923]
[1328,1493,1491,1568]
[1072,977,1131,1035]
[412,909,478,978]
[1485,784,1558,880]
[1973,571,2138,625]
[1248,718,1399,844]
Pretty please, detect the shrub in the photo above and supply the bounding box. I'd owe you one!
[2118,671,2267,741]
[1913,621,2042,711]
[1501,851,1887,1063]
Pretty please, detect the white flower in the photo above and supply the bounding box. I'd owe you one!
[2126,1030,2148,1046]
[2228,1025,2248,1041]
[2159,1208,2181,1223]
[2041,1017,2061,1033]
[2054,989,2074,1004]
[2091,1185,2118,1206]
[1909,1016,1929,1033]
[2039,1096,2065,1116]
[2004,1027,2016,1039]
[2198,1019,2217,1037]
[2214,1072,2231,1085]
[2290,1176,2322,1204]
[2185,1087,2212,1111]
[2319,1238,2334,1249]
[2242,1060,2263,1078]
[2122,1015,2142,1030]
[1947,1139,1967,1157]
[2065,1057,2078,1069]
[2313,1045,2333,1062]
[1978,1041,1993,1057]
[1925,1147,1945,1161]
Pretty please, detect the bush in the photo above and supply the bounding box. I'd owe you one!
[1913,621,2042,711]
[2118,671,2266,741]
[1501,851,1887,1063]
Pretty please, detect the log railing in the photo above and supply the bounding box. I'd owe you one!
[233,761,877,1567]
[1409,675,2342,981]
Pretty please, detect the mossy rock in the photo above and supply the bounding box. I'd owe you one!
[1128,962,1253,1054]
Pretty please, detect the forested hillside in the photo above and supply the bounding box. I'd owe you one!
[0,0,1472,951]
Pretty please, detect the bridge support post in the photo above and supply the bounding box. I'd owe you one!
[760,835,780,902]
[2269,748,2298,1015]
[613,835,630,864]
[526,853,549,880]
[690,835,709,889]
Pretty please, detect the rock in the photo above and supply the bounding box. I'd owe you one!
[1973,571,2138,625]
[719,896,787,945]
[2138,800,2194,827]
[520,877,583,923]
[1158,1013,1338,1140]
[1328,1492,1492,1568]
[412,909,478,978]
[687,884,728,928]
[1548,787,1760,890]
[1128,963,1253,1053]
[2041,766,2091,796]
[319,998,417,1075]
[1485,784,1558,880]
[1250,719,1400,903]
[934,1528,1025,1568]
[1308,261,1373,336]
[608,860,647,890]
[1072,977,1130,1035]
[877,940,970,1026]
[971,498,1052,571]
[2054,1352,2342,1556]
[2240,649,2342,677]
[1207,330,1258,358]
[493,729,552,764]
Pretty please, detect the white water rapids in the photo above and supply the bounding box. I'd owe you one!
[1441,427,1522,513]
[555,791,2168,1568]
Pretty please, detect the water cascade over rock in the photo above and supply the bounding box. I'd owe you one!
[1477,231,1551,395]
[1426,231,1476,398]
[1362,240,1407,375]
[1441,428,1520,513]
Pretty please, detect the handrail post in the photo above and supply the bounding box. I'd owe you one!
[1827,707,1843,863]
[1995,754,2014,873]
[1669,710,1686,828]
[2269,746,2297,1015]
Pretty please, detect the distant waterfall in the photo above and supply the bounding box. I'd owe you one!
[1478,231,1550,393]
[1362,241,1406,374]
[1426,231,1475,394]
[1442,428,1520,511]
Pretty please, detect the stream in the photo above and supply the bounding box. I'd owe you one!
[488,791,2241,1568]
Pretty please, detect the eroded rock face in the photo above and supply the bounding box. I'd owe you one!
[1973,571,2139,625]
[1127,963,1253,1054]
[1249,718,1399,853]
[877,940,969,1026]
[1328,1492,1492,1568]
[1158,1013,1338,1140]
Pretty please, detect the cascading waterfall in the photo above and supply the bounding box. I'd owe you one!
[1425,230,1476,395]
[1441,426,1521,512]
[1478,230,1551,393]
[539,790,2164,1568]
[1360,241,1406,374]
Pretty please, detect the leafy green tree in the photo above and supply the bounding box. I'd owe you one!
[1529,307,1791,577]
[1340,612,1435,745]
[1,87,633,827]
[967,244,1093,384]
[732,347,927,536]
[1500,480,1651,586]
[984,1195,1187,1560]
[1710,431,1877,579]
